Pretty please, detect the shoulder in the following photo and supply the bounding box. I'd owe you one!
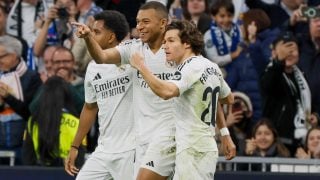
[118,38,142,47]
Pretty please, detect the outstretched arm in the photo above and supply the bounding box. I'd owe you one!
[130,53,179,100]
[72,22,121,64]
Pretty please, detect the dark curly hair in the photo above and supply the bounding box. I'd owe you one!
[165,20,204,55]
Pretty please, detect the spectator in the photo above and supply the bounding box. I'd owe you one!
[0,4,29,62]
[225,91,254,155]
[72,0,103,77]
[288,13,320,120]
[245,119,290,171]
[23,76,85,166]
[0,36,41,165]
[226,9,279,122]
[245,0,305,29]
[296,127,320,159]
[6,0,47,46]
[38,45,58,82]
[204,0,242,68]
[33,0,79,56]
[260,32,317,156]
[180,0,211,34]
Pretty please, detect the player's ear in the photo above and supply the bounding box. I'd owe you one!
[160,18,168,30]
[108,32,116,44]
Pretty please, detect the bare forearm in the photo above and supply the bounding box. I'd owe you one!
[33,20,51,56]
[84,34,106,64]
[72,103,98,147]
[139,65,178,100]
[216,103,227,129]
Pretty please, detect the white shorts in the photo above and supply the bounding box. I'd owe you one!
[173,148,218,180]
[134,135,176,177]
[76,147,135,180]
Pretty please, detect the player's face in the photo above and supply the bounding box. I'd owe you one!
[136,9,166,43]
[254,125,274,151]
[213,7,233,31]
[163,29,188,64]
[92,20,114,49]
[307,129,320,155]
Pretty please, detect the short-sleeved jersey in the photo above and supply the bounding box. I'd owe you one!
[168,56,231,153]
[85,61,135,153]
[116,39,175,144]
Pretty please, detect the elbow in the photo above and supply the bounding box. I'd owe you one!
[158,91,175,100]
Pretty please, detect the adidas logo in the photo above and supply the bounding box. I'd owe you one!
[93,73,102,81]
[146,161,154,167]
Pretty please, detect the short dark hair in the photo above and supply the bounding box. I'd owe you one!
[272,31,298,49]
[210,0,234,16]
[181,0,211,21]
[94,10,129,42]
[53,46,74,61]
[165,20,204,55]
[139,1,168,19]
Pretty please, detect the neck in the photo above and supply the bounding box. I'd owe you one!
[191,15,200,25]
[148,34,164,53]
[178,51,196,64]
[0,29,5,36]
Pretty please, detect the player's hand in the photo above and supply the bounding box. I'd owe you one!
[64,147,79,176]
[221,135,236,160]
[130,52,145,71]
[71,22,92,38]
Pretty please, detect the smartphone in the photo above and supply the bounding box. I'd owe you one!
[301,6,320,19]
[232,101,242,113]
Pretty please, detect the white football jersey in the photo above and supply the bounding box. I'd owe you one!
[116,39,176,144]
[168,56,231,153]
[85,61,135,153]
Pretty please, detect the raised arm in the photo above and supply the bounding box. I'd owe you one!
[72,22,121,64]
[130,53,179,100]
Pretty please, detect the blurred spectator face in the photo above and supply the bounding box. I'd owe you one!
[307,128,320,156]
[310,18,320,39]
[55,0,78,17]
[43,46,57,76]
[213,7,233,31]
[0,7,7,34]
[52,49,74,77]
[254,124,275,151]
[187,0,206,16]
[0,45,17,71]
[92,20,113,49]
[136,9,165,43]
[282,0,304,10]
[274,41,299,68]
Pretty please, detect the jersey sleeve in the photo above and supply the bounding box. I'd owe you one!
[84,62,97,103]
[116,39,140,65]
[169,62,202,95]
[219,76,231,99]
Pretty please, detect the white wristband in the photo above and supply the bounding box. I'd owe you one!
[220,127,230,136]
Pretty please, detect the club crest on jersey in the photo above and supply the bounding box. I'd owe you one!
[172,71,182,80]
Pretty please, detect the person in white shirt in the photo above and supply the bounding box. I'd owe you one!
[64,10,135,180]
[72,2,176,180]
[130,20,236,180]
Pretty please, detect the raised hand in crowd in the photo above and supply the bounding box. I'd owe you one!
[272,41,297,61]
[226,105,244,127]
[295,147,311,159]
[290,4,308,26]
[245,138,257,155]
